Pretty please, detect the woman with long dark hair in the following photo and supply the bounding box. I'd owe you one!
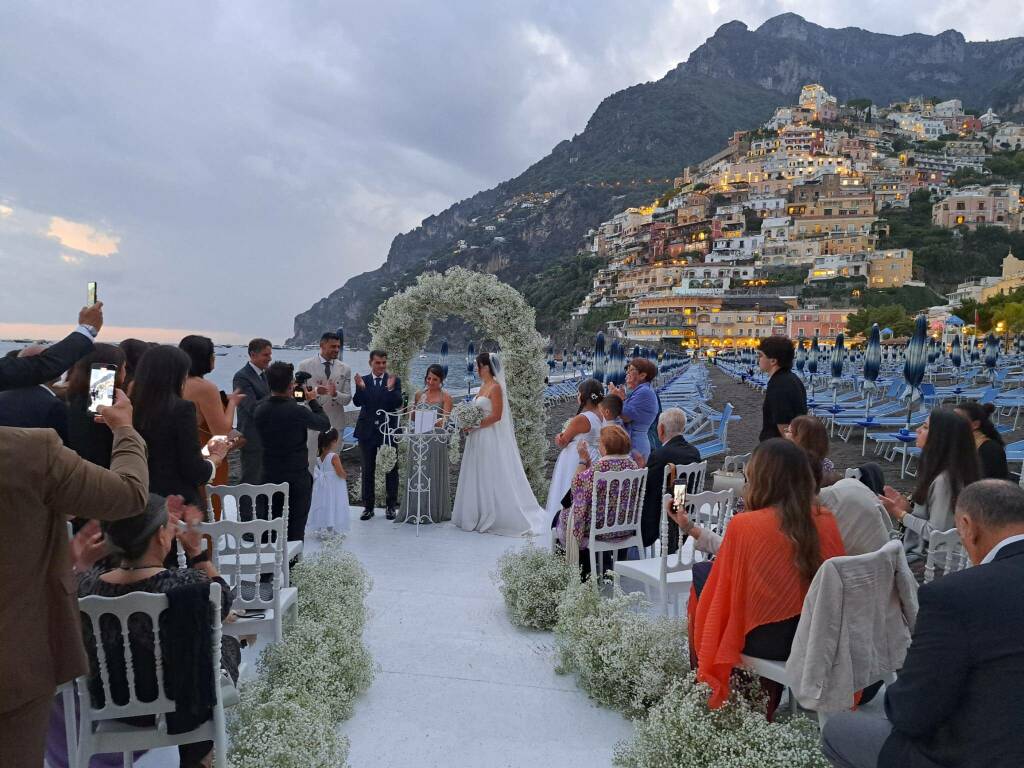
[683,438,844,715]
[955,400,1008,480]
[880,408,981,553]
[545,378,605,519]
[118,338,153,395]
[65,343,126,468]
[132,345,228,506]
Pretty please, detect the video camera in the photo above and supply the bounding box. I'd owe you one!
[293,370,313,401]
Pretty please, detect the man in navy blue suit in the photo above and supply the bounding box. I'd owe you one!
[353,350,403,520]
[822,478,1024,768]
[0,346,69,443]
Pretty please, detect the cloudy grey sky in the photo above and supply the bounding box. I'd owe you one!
[1,1,1021,343]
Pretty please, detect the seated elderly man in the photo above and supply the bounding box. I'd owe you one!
[821,479,1024,768]
[640,407,700,551]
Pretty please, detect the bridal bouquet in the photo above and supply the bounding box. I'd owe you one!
[450,401,485,431]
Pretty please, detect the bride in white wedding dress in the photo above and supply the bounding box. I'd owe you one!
[452,352,546,536]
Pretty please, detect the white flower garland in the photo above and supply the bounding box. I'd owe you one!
[368,267,549,497]
[229,539,374,768]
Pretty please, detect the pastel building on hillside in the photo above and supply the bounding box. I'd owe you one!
[932,185,1022,231]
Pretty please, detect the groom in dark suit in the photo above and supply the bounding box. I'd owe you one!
[353,350,403,520]
[232,338,272,518]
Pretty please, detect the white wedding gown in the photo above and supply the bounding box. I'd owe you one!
[452,393,546,536]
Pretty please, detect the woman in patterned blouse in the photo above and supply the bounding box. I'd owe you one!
[558,424,639,551]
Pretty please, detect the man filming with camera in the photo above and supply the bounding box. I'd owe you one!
[254,362,331,542]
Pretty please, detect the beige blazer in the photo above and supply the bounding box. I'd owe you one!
[297,355,352,467]
[0,426,149,713]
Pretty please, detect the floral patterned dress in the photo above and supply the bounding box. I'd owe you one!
[558,455,639,549]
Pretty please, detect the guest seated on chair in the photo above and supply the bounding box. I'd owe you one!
[878,409,979,558]
[680,438,845,718]
[785,415,841,485]
[76,494,241,768]
[557,425,638,556]
[955,400,1008,480]
[821,479,1024,768]
[640,407,700,552]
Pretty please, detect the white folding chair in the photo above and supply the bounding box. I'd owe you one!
[924,527,972,583]
[198,516,297,643]
[207,483,301,586]
[651,461,707,557]
[614,489,735,617]
[587,468,647,579]
[74,583,237,768]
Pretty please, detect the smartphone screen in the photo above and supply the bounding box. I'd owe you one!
[87,281,98,306]
[673,483,687,511]
[87,364,117,413]
[293,387,305,401]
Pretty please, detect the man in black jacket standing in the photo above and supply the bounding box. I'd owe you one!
[821,479,1024,768]
[232,338,272,519]
[254,362,330,542]
[352,350,403,520]
[641,407,700,551]
[757,335,806,442]
[0,304,101,392]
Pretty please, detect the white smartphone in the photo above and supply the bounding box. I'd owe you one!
[87,363,117,413]
[87,281,98,306]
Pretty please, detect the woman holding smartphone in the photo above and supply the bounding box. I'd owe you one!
[65,344,127,468]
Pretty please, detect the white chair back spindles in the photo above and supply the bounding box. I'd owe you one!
[588,468,647,578]
[207,482,288,525]
[75,585,228,767]
[664,461,708,499]
[924,528,972,583]
[721,453,751,476]
[686,489,736,538]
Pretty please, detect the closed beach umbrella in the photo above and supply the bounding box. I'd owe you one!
[336,326,345,360]
[657,349,665,372]
[466,340,475,388]
[863,325,881,391]
[985,332,999,378]
[546,344,555,376]
[950,334,962,370]
[795,332,806,375]
[594,332,607,384]
[927,338,937,366]
[971,335,981,363]
[608,339,624,387]
[808,335,819,376]
[1017,333,1024,355]
[632,344,641,360]
[439,339,449,379]
[903,314,928,430]
[562,348,569,374]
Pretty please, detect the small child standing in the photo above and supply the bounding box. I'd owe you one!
[309,428,350,536]
[599,394,625,428]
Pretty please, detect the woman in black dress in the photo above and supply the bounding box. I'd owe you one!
[955,400,1009,480]
[65,343,127,468]
[131,345,229,506]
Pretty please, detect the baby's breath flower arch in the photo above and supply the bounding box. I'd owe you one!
[368,267,548,496]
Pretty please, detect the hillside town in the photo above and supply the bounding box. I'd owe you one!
[571,84,1024,349]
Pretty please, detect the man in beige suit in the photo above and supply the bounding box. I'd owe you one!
[297,331,352,469]
[0,390,149,768]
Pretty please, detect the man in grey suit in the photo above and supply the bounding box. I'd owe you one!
[297,331,352,470]
[232,338,272,517]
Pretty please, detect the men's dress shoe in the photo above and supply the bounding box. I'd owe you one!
[386,507,397,520]
[360,509,374,521]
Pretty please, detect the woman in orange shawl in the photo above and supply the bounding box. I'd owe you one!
[684,438,845,712]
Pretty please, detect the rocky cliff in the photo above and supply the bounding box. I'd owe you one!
[288,14,1024,348]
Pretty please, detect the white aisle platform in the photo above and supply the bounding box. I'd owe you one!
[341,508,633,768]
[136,506,632,768]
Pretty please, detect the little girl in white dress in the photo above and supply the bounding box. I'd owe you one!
[544,379,604,520]
[309,428,350,535]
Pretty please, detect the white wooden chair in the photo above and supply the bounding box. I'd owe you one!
[207,483,302,586]
[650,461,707,557]
[924,528,972,583]
[586,468,647,579]
[614,489,735,617]
[74,583,237,768]
[200,516,298,643]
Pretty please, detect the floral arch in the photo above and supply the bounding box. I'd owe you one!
[368,267,549,496]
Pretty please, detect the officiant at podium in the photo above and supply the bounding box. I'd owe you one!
[297,331,351,470]
[353,350,403,520]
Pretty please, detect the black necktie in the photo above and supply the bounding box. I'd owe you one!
[375,377,382,388]
[259,370,267,386]
[324,361,332,379]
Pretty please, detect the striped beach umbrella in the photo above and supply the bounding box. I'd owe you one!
[903,314,928,430]
[808,334,819,376]
[608,339,624,387]
[863,325,882,391]
[985,332,999,380]
[1017,333,1024,355]
[950,334,962,370]
[562,348,569,375]
[795,332,806,376]
[336,326,345,360]
[466,340,476,395]
[594,332,607,384]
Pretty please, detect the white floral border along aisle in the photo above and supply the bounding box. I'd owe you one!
[229,538,374,768]
[368,267,549,497]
